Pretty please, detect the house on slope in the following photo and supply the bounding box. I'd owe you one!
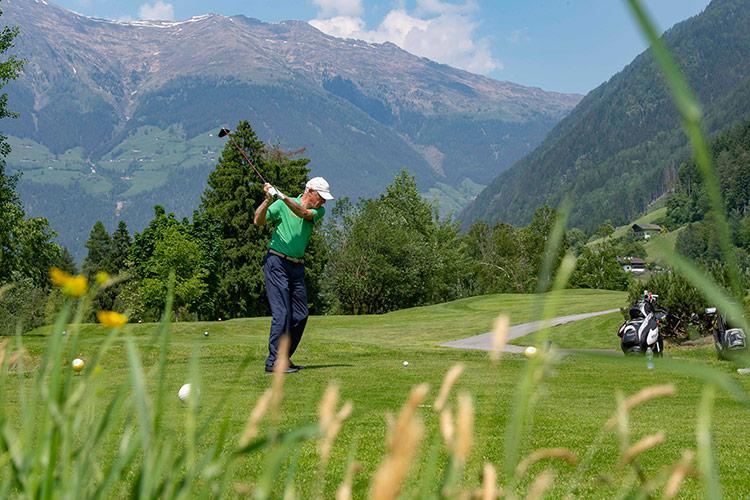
[632,223,662,240]
[617,256,647,274]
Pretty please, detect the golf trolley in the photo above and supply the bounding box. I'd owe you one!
[704,307,748,360]
[617,290,666,356]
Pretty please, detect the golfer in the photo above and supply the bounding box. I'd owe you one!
[253,177,333,373]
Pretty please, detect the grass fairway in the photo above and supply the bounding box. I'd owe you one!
[7,289,750,497]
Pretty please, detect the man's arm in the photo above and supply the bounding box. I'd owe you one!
[253,184,275,226]
[280,196,315,221]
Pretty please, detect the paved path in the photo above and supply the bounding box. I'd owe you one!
[441,308,621,353]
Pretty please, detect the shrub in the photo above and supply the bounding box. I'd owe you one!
[627,271,708,341]
[0,278,49,335]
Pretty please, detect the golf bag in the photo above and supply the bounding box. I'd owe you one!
[617,290,665,356]
[705,307,747,360]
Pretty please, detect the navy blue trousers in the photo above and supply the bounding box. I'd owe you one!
[263,253,308,369]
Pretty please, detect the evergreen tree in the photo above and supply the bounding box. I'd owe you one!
[109,220,132,273]
[82,221,112,277]
[198,121,318,318]
[53,246,78,275]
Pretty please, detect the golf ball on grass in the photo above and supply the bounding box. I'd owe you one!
[403,361,409,367]
[178,383,194,403]
[524,346,537,358]
[203,331,209,337]
[71,358,85,373]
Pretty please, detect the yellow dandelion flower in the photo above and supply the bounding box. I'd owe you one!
[50,267,89,297]
[63,275,88,297]
[49,267,70,287]
[97,310,128,328]
[95,271,110,285]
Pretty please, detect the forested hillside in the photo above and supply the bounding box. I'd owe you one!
[462,0,750,233]
[667,117,750,264]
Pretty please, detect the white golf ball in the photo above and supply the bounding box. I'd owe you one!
[203,331,209,337]
[71,358,85,373]
[403,361,409,367]
[178,383,193,402]
[524,346,538,358]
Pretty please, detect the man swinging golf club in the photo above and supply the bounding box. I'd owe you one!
[254,177,333,373]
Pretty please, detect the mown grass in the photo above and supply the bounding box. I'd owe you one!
[6,288,750,498]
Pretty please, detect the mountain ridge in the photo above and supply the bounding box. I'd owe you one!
[2,0,581,256]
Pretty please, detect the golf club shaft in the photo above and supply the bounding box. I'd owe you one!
[225,133,268,185]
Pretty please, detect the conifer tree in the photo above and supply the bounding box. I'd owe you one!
[198,121,318,318]
[82,221,111,277]
[109,220,132,273]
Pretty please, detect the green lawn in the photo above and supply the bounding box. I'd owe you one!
[6,289,750,498]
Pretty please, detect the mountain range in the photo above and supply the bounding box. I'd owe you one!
[461,0,750,232]
[1,0,580,257]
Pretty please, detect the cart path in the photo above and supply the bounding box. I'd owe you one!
[440,308,621,353]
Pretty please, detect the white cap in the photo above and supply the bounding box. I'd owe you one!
[306,176,334,200]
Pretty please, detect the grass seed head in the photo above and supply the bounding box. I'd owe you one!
[335,461,363,500]
[319,381,353,464]
[434,363,465,412]
[664,450,695,499]
[271,336,291,415]
[526,469,555,500]
[606,385,676,430]
[480,463,498,500]
[440,408,455,448]
[455,392,474,462]
[618,432,666,468]
[239,389,273,447]
[515,448,578,478]
[491,315,510,361]
[371,383,429,500]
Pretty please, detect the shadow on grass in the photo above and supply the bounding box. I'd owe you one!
[297,364,354,371]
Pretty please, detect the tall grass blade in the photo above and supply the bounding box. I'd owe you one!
[502,205,573,481]
[696,384,721,500]
[125,336,153,496]
[153,271,175,433]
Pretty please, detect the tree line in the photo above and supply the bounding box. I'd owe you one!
[1,118,637,331]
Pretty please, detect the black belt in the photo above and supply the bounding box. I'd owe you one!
[269,249,304,264]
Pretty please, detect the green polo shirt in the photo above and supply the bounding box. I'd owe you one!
[266,196,325,258]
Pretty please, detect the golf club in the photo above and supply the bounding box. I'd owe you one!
[218,127,268,185]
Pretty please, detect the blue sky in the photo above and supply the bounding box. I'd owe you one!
[54,0,711,94]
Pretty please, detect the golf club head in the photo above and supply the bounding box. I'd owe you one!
[218,128,231,138]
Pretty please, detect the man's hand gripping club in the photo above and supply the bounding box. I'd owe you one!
[265,183,286,200]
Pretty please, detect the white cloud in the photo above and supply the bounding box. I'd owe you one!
[311,0,363,18]
[415,0,478,16]
[138,1,174,20]
[309,1,501,75]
